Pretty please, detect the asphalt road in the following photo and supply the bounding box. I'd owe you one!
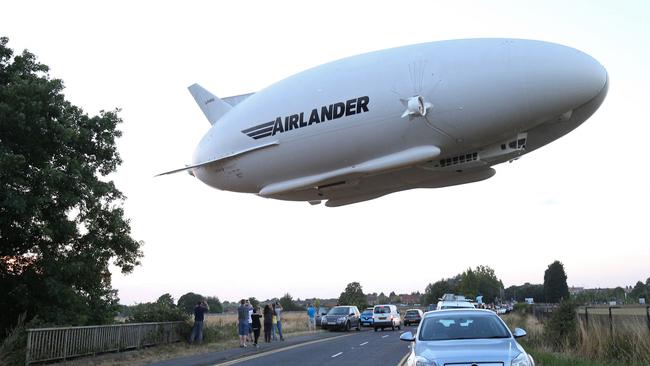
[212,326,415,366]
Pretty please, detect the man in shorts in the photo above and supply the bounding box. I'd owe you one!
[237,299,250,347]
[307,303,315,332]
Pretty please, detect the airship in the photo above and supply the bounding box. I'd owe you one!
[159,38,608,207]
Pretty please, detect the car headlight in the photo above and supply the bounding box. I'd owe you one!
[415,356,438,366]
[511,352,532,366]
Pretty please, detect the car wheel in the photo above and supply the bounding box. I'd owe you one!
[391,324,395,331]
[345,321,350,332]
[374,327,377,332]
[397,325,401,330]
[404,321,408,326]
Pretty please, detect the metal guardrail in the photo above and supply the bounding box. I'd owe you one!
[25,321,184,365]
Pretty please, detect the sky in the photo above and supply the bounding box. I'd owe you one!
[2,1,649,305]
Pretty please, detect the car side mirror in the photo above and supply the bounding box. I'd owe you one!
[350,313,355,316]
[321,312,327,315]
[512,328,527,338]
[400,332,415,342]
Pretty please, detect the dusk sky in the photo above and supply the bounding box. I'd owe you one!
[3,0,649,304]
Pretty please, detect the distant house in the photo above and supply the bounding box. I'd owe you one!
[366,293,378,306]
[399,294,420,305]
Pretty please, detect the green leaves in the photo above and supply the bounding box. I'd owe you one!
[0,37,142,335]
[338,282,367,310]
[544,260,569,303]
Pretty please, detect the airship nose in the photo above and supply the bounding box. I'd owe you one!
[518,41,608,116]
[570,49,608,103]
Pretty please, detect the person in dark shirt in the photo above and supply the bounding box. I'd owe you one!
[263,304,274,343]
[251,307,262,347]
[190,300,209,344]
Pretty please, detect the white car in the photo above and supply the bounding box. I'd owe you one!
[436,294,476,310]
[400,309,535,366]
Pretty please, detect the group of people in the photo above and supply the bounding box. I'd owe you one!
[190,299,319,347]
[238,299,285,348]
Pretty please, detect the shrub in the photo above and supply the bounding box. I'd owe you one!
[513,303,532,315]
[544,300,578,350]
[0,314,28,366]
[127,302,188,323]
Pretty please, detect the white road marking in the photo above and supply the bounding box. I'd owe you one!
[359,341,369,346]
[382,335,389,338]
[331,352,343,358]
[212,334,353,366]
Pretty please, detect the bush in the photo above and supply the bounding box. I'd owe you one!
[0,314,28,366]
[127,302,188,323]
[544,300,578,350]
[513,303,533,315]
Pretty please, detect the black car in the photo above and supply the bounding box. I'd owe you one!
[403,309,423,326]
[315,307,330,327]
[320,305,361,331]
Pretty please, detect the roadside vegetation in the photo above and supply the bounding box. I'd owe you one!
[503,303,650,365]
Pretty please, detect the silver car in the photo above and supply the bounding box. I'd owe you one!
[400,309,534,366]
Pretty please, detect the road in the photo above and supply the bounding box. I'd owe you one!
[213,326,414,366]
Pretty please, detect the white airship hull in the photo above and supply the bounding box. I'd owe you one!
[166,39,608,206]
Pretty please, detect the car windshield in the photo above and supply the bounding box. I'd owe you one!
[328,307,350,315]
[419,313,510,341]
[406,311,420,316]
[374,306,390,314]
[361,310,373,315]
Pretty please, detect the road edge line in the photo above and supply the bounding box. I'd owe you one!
[397,351,409,366]
[212,333,353,366]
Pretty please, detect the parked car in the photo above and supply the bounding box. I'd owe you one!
[372,304,401,331]
[436,294,476,310]
[403,309,424,326]
[321,305,361,331]
[315,306,330,327]
[400,309,535,366]
[360,307,374,326]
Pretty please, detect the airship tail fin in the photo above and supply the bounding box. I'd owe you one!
[188,83,232,125]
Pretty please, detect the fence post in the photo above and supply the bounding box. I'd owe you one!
[646,306,650,333]
[584,307,589,329]
[63,329,69,361]
[25,330,32,366]
[117,325,122,352]
[608,307,613,334]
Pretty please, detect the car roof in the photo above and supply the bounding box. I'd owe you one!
[423,308,494,319]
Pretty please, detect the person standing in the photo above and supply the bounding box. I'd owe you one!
[251,307,262,347]
[190,300,209,344]
[237,299,249,347]
[306,302,315,332]
[263,304,274,343]
[275,301,285,341]
[246,300,254,343]
[271,304,278,341]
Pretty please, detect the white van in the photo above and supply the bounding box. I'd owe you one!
[372,304,401,331]
[436,294,476,310]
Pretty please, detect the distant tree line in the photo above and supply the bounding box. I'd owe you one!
[421,265,504,305]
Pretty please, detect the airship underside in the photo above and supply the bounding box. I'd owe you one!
[160,39,608,207]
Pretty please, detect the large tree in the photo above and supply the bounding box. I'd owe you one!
[0,37,142,335]
[177,292,204,314]
[422,279,454,306]
[543,260,569,303]
[338,282,368,310]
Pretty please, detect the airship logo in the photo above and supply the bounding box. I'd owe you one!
[242,96,370,139]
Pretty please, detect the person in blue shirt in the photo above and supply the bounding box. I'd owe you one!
[190,300,209,344]
[307,303,315,332]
